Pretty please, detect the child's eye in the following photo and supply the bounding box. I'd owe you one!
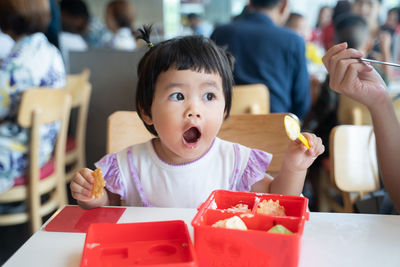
[203,92,215,101]
[169,92,184,101]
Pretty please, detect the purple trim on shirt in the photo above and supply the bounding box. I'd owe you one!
[229,143,241,190]
[237,149,272,192]
[95,153,126,200]
[151,138,216,166]
[127,147,153,207]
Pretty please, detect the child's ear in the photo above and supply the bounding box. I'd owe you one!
[138,107,153,125]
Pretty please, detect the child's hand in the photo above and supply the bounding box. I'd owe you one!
[322,42,387,109]
[70,168,96,202]
[285,132,324,172]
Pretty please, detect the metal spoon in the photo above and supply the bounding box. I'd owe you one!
[360,58,400,68]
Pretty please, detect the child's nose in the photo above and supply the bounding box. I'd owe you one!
[184,105,201,119]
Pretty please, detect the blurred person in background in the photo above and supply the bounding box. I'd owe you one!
[59,0,88,69]
[321,0,352,51]
[45,0,62,49]
[0,0,66,194]
[187,13,213,37]
[0,29,14,61]
[61,0,111,49]
[353,0,392,80]
[285,12,326,107]
[211,0,311,120]
[311,6,332,48]
[379,7,399,61]
[104,0,136,50]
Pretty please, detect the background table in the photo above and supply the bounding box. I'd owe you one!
[3,206,400,267]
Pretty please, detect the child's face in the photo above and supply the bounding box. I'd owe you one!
[143,68,226,164]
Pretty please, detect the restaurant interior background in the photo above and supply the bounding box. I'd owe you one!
[84,0,400,40]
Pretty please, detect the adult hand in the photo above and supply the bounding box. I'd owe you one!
[322,42,387,110]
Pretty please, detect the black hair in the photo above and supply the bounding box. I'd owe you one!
[0,0,50,36]
[60,0,89,18]
[250,0,282,9]
[334,13,368,49]
[106,0,135,29]
[332,0,352,23]
[285,12,304,28]
[187,13,201,21]
[136,25,235,136]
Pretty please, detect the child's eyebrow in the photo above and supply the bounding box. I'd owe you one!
[200,81,219,88]
[163,82,185,90]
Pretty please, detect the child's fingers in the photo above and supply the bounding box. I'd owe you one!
[73,171,93,192]
[70,181,92,201]
[292,138,308,152]
[302,133,324,156]
[79,168,95,184]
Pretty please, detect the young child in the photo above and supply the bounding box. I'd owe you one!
[70,26,324,209]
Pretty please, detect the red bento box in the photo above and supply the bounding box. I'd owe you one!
[191,190,309,267]
[80,220,197,267]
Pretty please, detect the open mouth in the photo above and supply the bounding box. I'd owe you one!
[183,127,201,144]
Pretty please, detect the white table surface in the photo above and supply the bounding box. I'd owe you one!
[3,206,400,267]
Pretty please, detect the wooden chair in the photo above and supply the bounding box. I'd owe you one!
[0,89,71,234]
[107,111,154,153]
[327,125,380,212]
[231,84,269,114]
[338,94,400,125]
[64,69,92,183]
[107,112,290,177]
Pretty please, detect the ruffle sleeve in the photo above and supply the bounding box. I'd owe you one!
[95,153,126,200]
[237,149,272,192]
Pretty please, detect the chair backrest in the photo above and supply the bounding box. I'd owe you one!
[66,68,90,91]
[218,113,290,176]
[0,89,71,234]
[64,69,92,182]
[328,125,380,212]
[107,112,290,176]
[338,94,400,125]
[330,125,380,193]
[337,95,370,125]
[107,111,154,153]
[231,84,269,114]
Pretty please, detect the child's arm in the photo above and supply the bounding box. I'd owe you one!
[70,168,120,209]
[323,42,400,212]
[252,133,324,195]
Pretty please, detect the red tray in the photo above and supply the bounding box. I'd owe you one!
[191,190,309,267]
[80,220,197,267]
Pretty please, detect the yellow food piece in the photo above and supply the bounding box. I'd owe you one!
[257,199,286,216]
[284,115,310,149]
[91,168,106,199]
[226,203,251,213]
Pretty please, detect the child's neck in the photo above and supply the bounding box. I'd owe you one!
[151,138,215,165]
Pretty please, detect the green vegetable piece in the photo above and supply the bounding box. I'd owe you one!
[267,224,293,234]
